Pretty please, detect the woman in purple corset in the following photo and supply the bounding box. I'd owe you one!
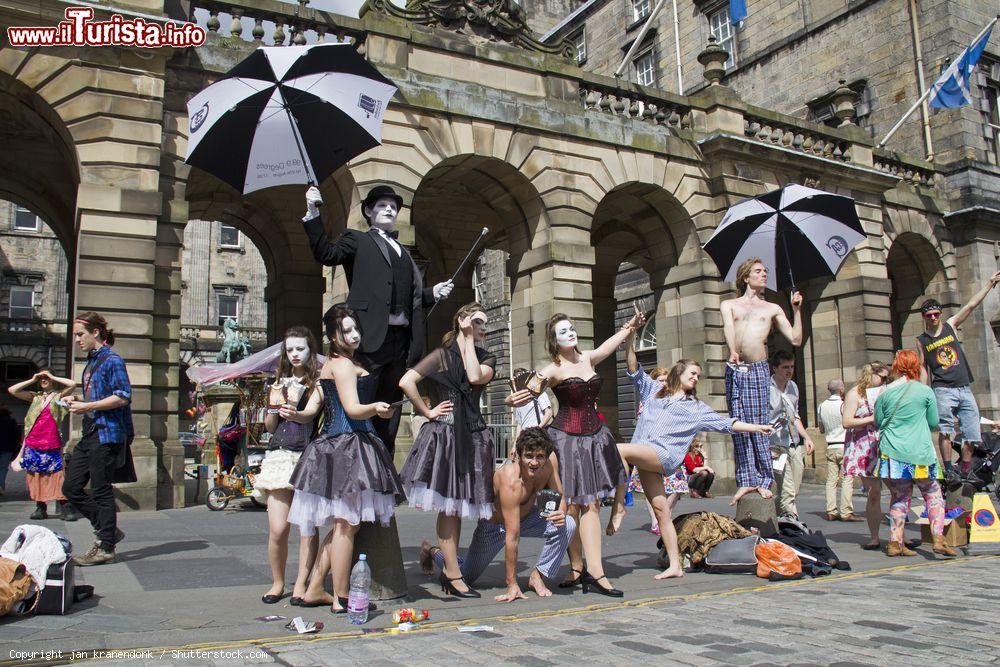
[516,311,641,597]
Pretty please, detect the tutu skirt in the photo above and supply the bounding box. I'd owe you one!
[399,421,495,520]
[252,449,302,502]
[547,425,627,506]
[287,431,405,535]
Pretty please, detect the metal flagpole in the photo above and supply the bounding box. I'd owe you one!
[615,0,669,79]
[671,0,683,92]
[878,15,998,149]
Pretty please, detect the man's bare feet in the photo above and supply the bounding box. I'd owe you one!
[528,569,552,597]
[606,506,627,536]
[419,539,437,576]
[654,567,684,580]
[730,486,758,506]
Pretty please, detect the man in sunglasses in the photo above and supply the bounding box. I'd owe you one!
[916,270,1000,472]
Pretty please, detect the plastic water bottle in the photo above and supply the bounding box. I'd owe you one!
[347,554,371,625]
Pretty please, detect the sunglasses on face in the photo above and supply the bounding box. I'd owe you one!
[923,312,941,319]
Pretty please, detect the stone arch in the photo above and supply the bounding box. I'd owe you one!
[590,181,699,438]
[407,153,549,421]
[0,69,80,256]
[885,231,951,351]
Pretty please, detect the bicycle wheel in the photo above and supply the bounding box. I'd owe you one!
[206,486,230,511]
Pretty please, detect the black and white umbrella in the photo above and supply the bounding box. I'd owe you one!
[185,43,396,194]
[702,184,866,291]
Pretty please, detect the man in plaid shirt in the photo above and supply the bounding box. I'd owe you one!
[63,312,134,566]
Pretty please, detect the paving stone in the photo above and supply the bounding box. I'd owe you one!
[611,640,671,655]
[852,619,910,631]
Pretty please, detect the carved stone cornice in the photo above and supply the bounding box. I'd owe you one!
[367,0,574,58]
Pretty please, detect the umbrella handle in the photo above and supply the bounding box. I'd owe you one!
[780,230,796,293]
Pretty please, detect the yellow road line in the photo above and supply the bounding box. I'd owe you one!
[4,554,997,666]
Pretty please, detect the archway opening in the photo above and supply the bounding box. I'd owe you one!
[410,154,546,457]
[592,183,695,440]
[886,232,949,352]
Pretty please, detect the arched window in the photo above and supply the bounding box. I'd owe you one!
[637,317,656,351]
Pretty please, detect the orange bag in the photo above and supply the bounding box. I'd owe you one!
[754,539,803,581]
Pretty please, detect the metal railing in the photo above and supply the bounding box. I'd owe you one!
[486,417,515,463]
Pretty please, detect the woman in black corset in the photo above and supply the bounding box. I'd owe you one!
[399,302,497,598]
[256,326,325,606]
[529,311,642,597]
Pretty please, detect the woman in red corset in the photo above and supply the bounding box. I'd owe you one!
[515,311,641,597]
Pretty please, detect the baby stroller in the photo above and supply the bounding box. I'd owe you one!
[943,432,1000,503]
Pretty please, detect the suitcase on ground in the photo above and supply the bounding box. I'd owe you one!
[35,559,75,615]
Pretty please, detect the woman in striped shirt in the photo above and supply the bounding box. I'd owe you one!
[607,327,772,580]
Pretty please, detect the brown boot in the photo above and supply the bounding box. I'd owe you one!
[932,536,958,558]
[886,541,917,557]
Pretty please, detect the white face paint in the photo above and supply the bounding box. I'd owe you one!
[554,320,577,349]
[285,336,310,368]
[340,317,362,351]
[471,311,488,343]
[367,197,398,232]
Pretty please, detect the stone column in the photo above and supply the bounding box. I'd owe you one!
[265,271,326,345]
[74,183,163,510]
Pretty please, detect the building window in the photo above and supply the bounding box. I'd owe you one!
[634,47,656,86]
[570,28,586,64]
[14,206,39,231]
[633,0,651,23]
[8,286,35,319]
[217,294,239,327]
[988,83,1000,166]
[219,224,241,248]
[709,6,737,69]
[637,317,657,351]
[807,81,871,129]
[2,361,35,382]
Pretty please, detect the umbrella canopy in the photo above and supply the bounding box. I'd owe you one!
[703,184,866,291]
[185,43,396,194]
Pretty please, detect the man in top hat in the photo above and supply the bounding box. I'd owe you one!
[916,270,1000,472]
[302,185,453,453]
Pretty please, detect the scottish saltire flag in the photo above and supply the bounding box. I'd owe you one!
[929,19,995,109]
[730,0,747,28]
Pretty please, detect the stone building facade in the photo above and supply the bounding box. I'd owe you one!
[2,0,992,506]
[0,199,70,425]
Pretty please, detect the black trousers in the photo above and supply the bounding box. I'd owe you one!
[63,434,120,550]
[358,326,409,456]
[688,471,715,495]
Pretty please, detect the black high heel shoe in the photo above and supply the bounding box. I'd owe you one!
[581,572,623,598]
[558,568,584,589]
[439,572,481,598]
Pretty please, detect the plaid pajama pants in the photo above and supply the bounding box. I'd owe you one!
[725,360,774,488]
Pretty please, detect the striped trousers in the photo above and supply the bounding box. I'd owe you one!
[725,360,774,488]
[433,512,577,584]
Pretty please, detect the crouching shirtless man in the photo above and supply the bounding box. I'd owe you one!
[420,427,576,602]
[720,258,804,505]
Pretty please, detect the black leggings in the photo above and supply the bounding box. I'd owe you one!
[688,471,715,495]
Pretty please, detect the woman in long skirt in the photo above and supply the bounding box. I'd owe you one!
[8,371,77,520]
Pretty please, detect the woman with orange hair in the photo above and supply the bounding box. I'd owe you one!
[872,350,956,558]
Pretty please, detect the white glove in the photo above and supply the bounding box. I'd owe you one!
[303,186,323,221]
[433,280,454,301]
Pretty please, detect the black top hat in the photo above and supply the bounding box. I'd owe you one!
[360,185,404,219]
